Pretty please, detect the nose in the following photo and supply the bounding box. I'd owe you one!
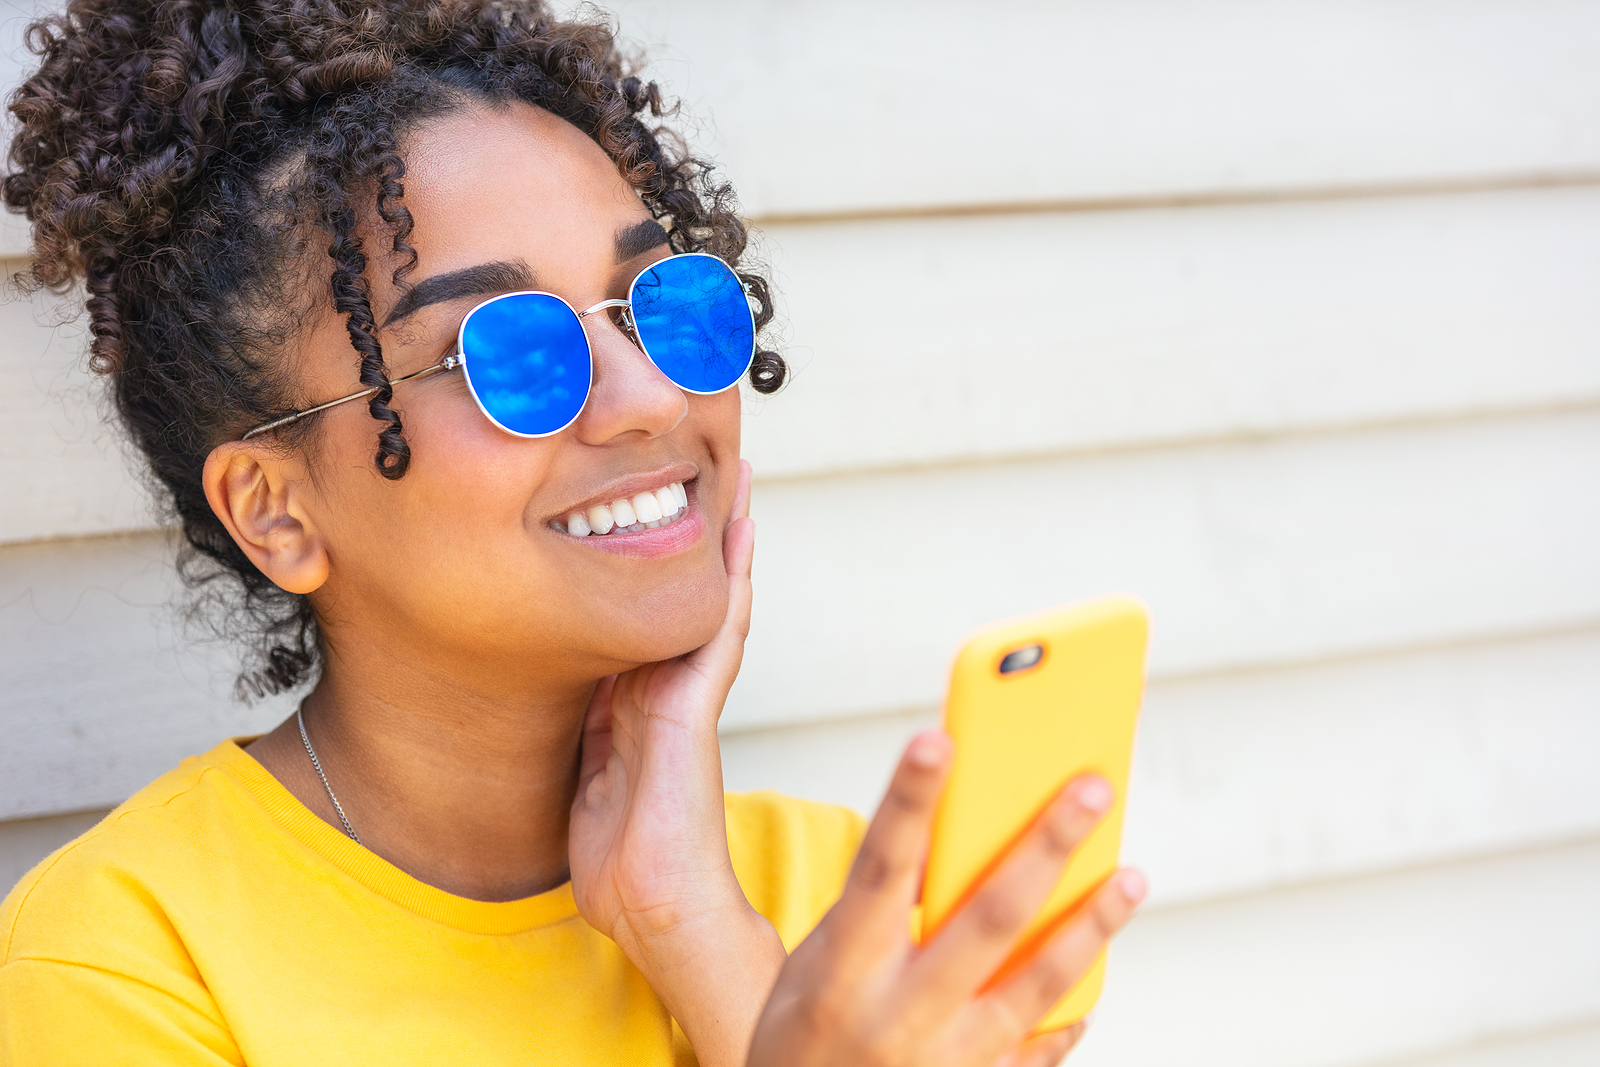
[569,305,688,444]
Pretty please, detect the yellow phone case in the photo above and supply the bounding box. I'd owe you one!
[921,596,1149,1033]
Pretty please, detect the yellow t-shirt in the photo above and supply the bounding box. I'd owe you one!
[0,739,865,1065]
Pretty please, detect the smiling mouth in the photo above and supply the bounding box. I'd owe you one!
[552,480,690,537]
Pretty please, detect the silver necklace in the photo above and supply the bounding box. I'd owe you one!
[297,704,362,844]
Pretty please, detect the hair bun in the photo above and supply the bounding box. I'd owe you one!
[7,2,252,288]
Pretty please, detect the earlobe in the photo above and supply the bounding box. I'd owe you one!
[202,443,330,595]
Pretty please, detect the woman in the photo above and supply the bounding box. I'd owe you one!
[0,2,1145,1064]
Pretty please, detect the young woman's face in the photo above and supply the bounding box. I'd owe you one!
[285,102,743,680]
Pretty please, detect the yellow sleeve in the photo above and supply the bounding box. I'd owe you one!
[0,957,241,1066]
[723,792,867,951]
[1,805,244,1067]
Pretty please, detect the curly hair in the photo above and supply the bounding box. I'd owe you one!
[3,0,784,699]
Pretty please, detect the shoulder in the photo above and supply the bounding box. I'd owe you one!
[1,741,245,969]
[0,743,252,1058]
[723,792,866,949]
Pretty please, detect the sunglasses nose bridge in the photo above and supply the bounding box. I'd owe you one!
[578,297,631,320]
[577,297,640,349]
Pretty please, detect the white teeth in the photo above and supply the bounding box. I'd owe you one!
[558,481,690,536]
[633,491,663,524]
[586,504,615,535]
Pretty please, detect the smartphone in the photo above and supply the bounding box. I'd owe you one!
[920,595,1149,1032]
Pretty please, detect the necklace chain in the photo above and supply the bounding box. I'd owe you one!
[297,704,361,844]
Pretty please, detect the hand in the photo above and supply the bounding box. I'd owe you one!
[568,459,784,1067]
[749,732,1146,1067]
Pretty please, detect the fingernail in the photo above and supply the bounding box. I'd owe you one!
[907,731,951,769]
[1074,777,1113,813]
[1117,868,1147,903]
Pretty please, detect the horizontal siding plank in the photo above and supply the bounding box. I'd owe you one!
[1125,629,1600,907]
[597,0,1600,217]
[0,261,152,543]
[1393,1021,1600,1067]
[732,409,1600,729]
[745,185,1600,480]
[723,629,1600,908]
[3,1,1597,243]
[723,708,936,817]
[0,531,292,820]
[1072,838,1600,1067]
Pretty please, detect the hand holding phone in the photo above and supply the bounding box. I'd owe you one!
[746,597,1148,1066]
[748,733,1145,1067]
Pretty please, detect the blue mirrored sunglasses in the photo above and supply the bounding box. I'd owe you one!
[242,252,756,441]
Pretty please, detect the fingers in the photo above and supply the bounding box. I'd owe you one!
[998,1020,1089,1067]
[730,457,752,521]
[909,776,1114,1004]
[680,459,755,685]
[721,459,754,580]
[977,869,1145,1041]
[830,732,952,951]
[683,513,754,684]
[723,514,755,581]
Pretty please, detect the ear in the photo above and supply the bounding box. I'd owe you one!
[202,442,330,595]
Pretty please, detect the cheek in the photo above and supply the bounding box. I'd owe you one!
[702,386,743,449]
[309,379,742,664]
[694,387,743,498]
[318,391,559,564]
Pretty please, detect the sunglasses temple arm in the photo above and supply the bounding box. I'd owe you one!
[240,353,461,440]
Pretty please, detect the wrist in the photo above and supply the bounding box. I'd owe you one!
[623,902,787,1067]
[614,882,772,972]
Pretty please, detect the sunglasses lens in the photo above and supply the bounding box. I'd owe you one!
[630,254,755,394]
[458,293,591,437]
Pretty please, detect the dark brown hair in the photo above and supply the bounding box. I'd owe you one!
[4,0,783,697]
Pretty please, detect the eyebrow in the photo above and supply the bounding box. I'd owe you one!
[382,259,536,328]
[615,219,670,263]
[379,219,669,330]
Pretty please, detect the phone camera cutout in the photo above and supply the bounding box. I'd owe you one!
[998,644,1044,675]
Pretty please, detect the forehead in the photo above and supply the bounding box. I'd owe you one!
[392,101,650,290]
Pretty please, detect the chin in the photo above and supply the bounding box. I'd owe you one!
[611,581,729,665]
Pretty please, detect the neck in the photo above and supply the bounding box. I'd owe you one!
[247,642,599,902]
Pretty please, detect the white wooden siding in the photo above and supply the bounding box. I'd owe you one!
[1071,839,1600,1067]
[724,628,1600,908]
[599,0,1600,217]
[743,186,1600,479]
[733,411,1600,727]
[2,3,1596,1066]
[0,269,152,542]
[0,532,291,821]
[1402,1023,1600,1067]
